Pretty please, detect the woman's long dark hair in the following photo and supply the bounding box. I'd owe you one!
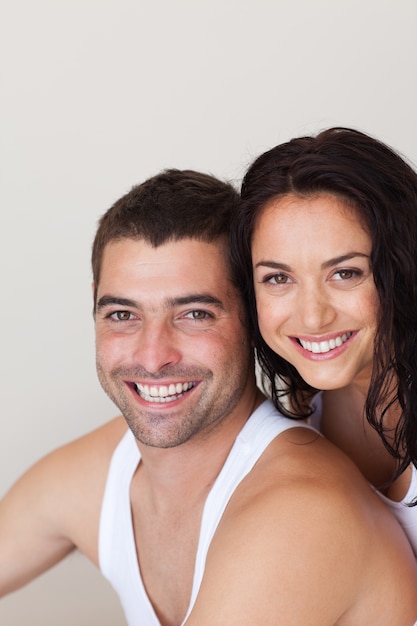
[231,127,417,475]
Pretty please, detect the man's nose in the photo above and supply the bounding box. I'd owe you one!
[132,321,182,374]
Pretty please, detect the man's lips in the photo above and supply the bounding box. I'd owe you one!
[132,381,196,403]
[295,331,353,354]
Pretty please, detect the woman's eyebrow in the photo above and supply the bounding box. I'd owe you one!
[255,253,369,272]
[321,252,370,269]
[254,260,292,271]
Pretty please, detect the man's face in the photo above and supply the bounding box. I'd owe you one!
[94,237,254,448]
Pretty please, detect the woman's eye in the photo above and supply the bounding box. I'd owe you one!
[333,269,359,281]
[265,273,289,285]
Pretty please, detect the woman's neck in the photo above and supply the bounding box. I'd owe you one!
[320,385,400,493]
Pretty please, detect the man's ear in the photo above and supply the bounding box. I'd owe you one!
[91,282,96,317]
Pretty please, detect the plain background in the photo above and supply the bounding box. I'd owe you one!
[1,0,416,624]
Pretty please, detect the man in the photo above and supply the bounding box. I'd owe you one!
[1,169,417,625]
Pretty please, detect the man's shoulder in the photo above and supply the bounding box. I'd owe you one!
[234,423,417,572]
[188,429,417,624]
[18,417,127,538]
[228,426,378,534]
[214,426,402,591]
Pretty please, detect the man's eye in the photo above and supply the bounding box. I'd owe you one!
[110,311,132,321]
[185,310,211,320]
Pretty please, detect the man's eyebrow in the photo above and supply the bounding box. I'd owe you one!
[96,294,225,310]
[168,294,224,308]
[96,296,139,310]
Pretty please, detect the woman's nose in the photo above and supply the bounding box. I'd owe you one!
[297,287,336,332]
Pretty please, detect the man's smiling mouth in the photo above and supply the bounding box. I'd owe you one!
[134,382,196,403]
[297,332,352,354]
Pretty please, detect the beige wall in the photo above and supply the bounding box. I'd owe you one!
[1,0,416,623]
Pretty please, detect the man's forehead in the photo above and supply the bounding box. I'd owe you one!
[98,236,232,284]
[102,236,228,266]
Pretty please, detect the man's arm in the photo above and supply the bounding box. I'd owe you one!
[0,417,126,597]
[0,450,78,596]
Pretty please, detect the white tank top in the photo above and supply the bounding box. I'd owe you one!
[311,392,417,557]
[377,465,417,556]
[98,400,314,626]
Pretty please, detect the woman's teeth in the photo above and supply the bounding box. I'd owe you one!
[298,332,352,354]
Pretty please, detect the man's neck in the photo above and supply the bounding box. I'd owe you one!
[132,386,265,511]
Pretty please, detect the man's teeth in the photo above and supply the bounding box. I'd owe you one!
[135,382,195,403]
[298,332,352,354]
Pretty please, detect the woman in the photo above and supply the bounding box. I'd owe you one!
[231,127,417,553]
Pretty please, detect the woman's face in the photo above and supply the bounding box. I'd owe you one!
[251,193,380,391]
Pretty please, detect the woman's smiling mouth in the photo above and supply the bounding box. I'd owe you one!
[296,332,353,354]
